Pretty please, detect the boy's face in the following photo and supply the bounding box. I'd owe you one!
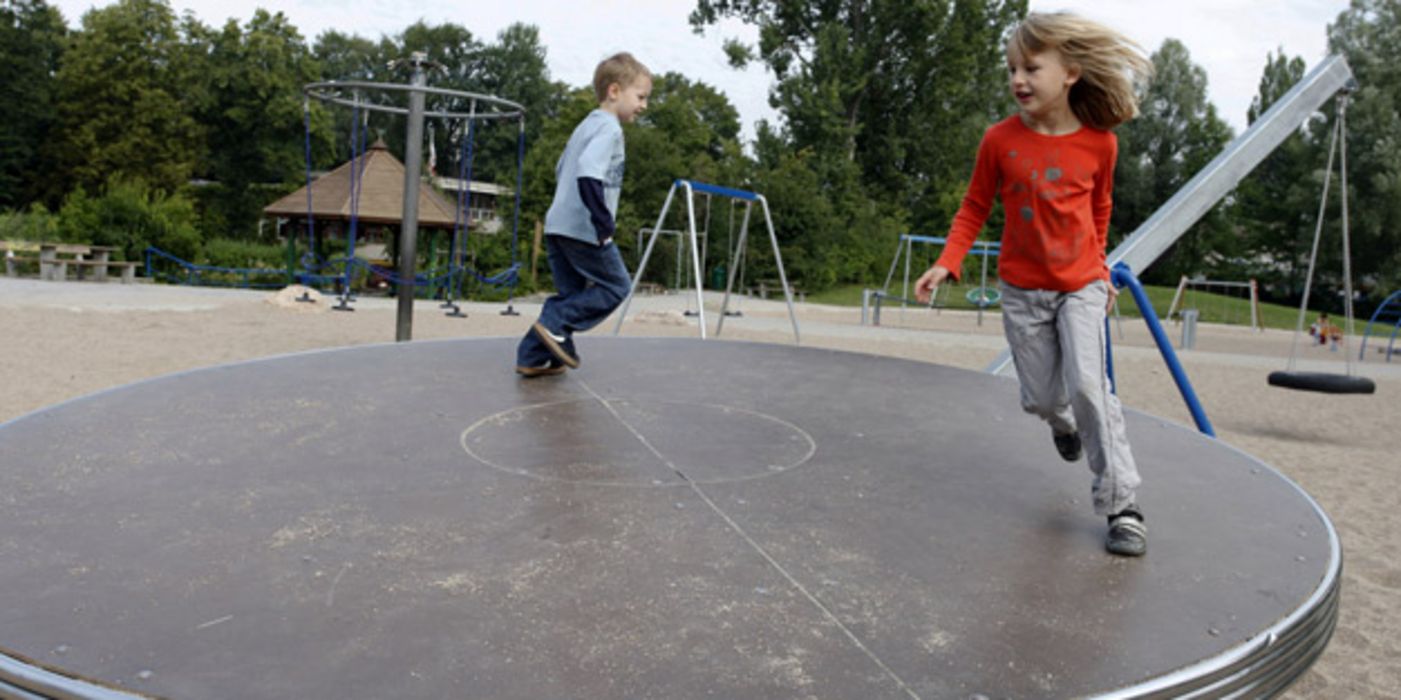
[1006,46,1079,118]
[606,75,652,123]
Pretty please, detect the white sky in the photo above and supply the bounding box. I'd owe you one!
[52,0,1350,141]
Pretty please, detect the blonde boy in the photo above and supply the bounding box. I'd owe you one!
[517,53,652,376]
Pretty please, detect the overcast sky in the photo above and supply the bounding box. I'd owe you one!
[51,0,1350,142]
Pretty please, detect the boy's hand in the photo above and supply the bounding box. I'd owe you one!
[914,265,951,304]
[1106,282,1119,314]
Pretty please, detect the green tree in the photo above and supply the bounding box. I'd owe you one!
[41,0,204,204]
[1111,39,1234,284]
[469,24,562,185]
[56,178,201,260]
[690,0,1023,233]
[1326,0,1401,299]
[190,9,324,238]
[0,0,66,209]
[311,30,382,166]
[1233,50,1319,298]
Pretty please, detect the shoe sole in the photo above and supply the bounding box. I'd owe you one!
[516,365,567,378]
[532,322,579,369]
[1106,540,1147,557]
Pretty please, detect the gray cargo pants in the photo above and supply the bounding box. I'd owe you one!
[999,280,1140,515]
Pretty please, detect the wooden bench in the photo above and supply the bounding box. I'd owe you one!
[748,279,805,303]
[1,241,139,283]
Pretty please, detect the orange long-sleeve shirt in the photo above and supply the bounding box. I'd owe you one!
[935,115,1117,292]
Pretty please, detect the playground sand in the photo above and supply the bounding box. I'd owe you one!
[1,279,1397,699]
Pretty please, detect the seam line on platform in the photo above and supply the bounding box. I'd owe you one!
[578,379,922,700]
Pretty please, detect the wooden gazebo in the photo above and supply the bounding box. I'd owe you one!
[263,139,460,239]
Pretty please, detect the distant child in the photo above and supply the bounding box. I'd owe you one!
[516,52,652,377]
[914,12,1154,556]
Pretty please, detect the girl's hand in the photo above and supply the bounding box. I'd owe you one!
[1106,281,1119,314]
[915,265,951,304]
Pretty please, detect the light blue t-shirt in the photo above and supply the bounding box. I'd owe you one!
[544,109,625,243]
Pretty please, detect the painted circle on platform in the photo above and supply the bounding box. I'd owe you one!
[460,398,817,486]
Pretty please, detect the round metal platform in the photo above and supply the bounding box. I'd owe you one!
[0,338,1338,699]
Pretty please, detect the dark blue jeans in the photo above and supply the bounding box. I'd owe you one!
[516,235,632,367]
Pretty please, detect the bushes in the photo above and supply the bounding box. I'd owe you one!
[200,237,286,269]
[0,204,60,241]
[55,179,201,261]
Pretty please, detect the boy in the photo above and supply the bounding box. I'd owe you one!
[516,52,652,377]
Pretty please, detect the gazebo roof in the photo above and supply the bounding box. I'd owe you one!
[263,140,460,229]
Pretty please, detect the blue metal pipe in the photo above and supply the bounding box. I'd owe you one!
[1111,263,1216,437]
[676,179,759,201]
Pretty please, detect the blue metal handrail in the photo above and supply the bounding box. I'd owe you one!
[1358,288,1401,362]
[675,179,759,202]
[1109,263,1216,437]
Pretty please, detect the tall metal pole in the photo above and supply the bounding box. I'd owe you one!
[396,53,429,342]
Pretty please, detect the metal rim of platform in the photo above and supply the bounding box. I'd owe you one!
[0,338,1344,700]
[1099,440,1342,699]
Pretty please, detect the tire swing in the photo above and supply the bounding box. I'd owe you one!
[1269,89,1375,395]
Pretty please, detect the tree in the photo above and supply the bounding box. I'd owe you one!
[40,0,204,204]
[1233,50,1319,298]
[1325,0,1401,299]
[0,0,65,209]
[189,9,324,238]
[470,24,562,185]
[1111,39,1234,284]
[690,0,1023,234]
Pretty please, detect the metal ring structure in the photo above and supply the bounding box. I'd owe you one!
[304,80,525,121]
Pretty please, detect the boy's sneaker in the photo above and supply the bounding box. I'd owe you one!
[1106,507,1147,557]
[532,322,579,369]
[516,362,566,378]
[1053,430,1083,462]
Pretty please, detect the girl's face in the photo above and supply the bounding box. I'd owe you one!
[1007,46,1080,118]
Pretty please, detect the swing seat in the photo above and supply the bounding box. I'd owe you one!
[965,286,1001,307]
[1267,370,1375,395]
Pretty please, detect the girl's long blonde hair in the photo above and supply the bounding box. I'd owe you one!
[1009,12,1153,131]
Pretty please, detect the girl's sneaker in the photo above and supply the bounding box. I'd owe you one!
[1106,506,1147,556]
[1053,430,1083,461]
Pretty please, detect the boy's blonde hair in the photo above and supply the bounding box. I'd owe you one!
[1009,12,1153,131]
[593,52,652,103]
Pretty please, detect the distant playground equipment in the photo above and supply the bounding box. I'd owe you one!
[298,54,527,334]
[1165,275,1262,332]
[1269,90,1375,394]
[1358,289,1401,362]
[632,198,753,319]
[614,179,799,343]
[862,234,1001,327]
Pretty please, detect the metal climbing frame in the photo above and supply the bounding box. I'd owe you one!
[614,180,800,343]
[869,233,1001,327]
[1358,289,1401,362]
[303,52,525,341]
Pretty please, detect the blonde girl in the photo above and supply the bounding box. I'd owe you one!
[914,12,1154,556]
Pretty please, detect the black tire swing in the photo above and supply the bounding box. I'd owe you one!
[1269,88,1375,395]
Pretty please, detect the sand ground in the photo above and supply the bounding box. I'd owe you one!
[2,277,1397,698]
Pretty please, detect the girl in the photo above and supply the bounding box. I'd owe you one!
[914,12,1153,556]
